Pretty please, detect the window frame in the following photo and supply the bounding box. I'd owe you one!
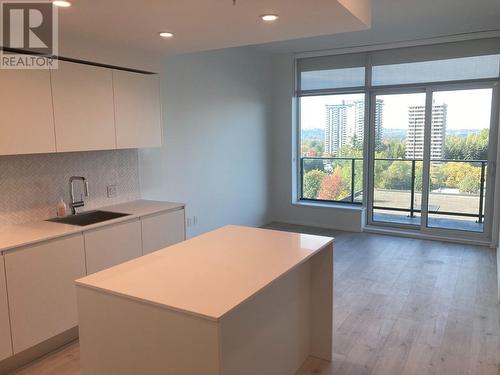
[297,90,366,205]
[294,39,500,220]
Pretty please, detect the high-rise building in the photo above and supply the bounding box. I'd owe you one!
[324,101,350,156]
[324,99,384,156]
[406,102,447,159]
[373,100,384,149]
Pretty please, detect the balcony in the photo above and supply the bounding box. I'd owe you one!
[300,157,487,232]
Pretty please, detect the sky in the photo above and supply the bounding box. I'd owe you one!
[300,88,493,131]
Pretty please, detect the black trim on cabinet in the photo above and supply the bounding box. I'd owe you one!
[0,47,156,74]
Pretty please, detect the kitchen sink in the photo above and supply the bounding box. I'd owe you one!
[46,210,131,227]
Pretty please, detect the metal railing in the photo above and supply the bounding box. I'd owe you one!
[300,157,487,223]
[300,157,363,204]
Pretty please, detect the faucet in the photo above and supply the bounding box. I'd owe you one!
[69,176,89,215]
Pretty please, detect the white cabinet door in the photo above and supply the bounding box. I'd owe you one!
[141,209,185,255]
[0,255,13,361]
[84,219,142,274]
[0,69,56,155]
[51,61,116,152]
[4,234,86,354]
[113,70,162,149]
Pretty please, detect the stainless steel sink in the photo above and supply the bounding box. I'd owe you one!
[46,210,131,226]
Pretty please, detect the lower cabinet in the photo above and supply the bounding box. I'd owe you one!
[0,255,13,361]
[0,208,185,360]
[84,219,142,274]
[4,234,86,354]
[141,209,186,255]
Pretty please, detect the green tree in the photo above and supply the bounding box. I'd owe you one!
[303,169,326,199]
[459,174,480,194]
[444,128,489,160]
[301,140,324,157]
[380,162,412,190]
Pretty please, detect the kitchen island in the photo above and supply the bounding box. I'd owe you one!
[75,225,334,375]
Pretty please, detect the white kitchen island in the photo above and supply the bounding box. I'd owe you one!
[75,225,334,375]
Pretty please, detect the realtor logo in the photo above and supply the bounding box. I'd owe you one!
[1,1,58,69]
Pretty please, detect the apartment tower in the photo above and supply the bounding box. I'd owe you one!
[406,102,447,159]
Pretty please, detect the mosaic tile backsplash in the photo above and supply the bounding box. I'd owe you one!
[0,149,140,226]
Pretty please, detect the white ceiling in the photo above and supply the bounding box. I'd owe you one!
[57,0,371,57]
[256,0,500,53]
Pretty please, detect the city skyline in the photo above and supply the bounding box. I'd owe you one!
[300,89,492,131]
[320,98,449,159]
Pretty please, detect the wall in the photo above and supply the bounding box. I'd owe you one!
[268,53,364,232]
[495,93,500,301]
[139,47,272,238]
[59,35,162,72]
[0,150,140,226]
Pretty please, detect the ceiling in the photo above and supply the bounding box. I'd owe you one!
[256,0,500,53]
[57,0,371,57]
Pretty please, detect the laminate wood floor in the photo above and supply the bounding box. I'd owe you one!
[10,225,500,375]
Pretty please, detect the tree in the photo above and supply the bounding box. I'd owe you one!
[380,162,412,190]
[303,169,326,199]
[444,128,489,160]
[459,173,480,194]
[318,167,348,200]
[377,140,406,159]
[301,140,324,157]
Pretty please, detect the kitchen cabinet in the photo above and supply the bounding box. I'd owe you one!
[51,61,116,152]
[0,69,56,155]
[113,70,162,149]
[4,234,86,354]
[0,60,162,155]
[0,255,13,361]
[84,219,142,274]
[141,209,185,255]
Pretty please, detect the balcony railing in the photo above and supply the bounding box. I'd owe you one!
[300,157,487,223]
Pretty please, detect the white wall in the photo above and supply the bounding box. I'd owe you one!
[494,92,500,301]
[59,35,162,72]
[139,47,272,238]
[268,53,364,232]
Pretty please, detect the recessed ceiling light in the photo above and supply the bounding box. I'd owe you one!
[159,32,174,39]
[260,14,279,22]
[53,0,71,7]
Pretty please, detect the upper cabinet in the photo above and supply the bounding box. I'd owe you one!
[0,69,56,155]
[0,60,162,155]
[51,62,117,152]
[113,70,162,149]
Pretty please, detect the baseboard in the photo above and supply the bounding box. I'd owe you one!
[364,225,491,247]
[262,220,361,234]
[0,327,78,375]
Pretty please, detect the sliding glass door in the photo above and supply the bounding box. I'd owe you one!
[369,91,425,227]
[425,87,494,233]
[368,85,497,239]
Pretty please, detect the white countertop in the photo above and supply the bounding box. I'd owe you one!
[76,225,334,321]
[0,200,184,253]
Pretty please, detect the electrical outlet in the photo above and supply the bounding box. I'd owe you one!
[107,185,117,198]
[186,217,192,227]
[193,216,198,226]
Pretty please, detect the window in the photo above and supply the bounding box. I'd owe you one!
[297,53,367,204]
[372,54,500,86]
[295,36,500,240]
[300,67,365,91]
[300,93,365,203]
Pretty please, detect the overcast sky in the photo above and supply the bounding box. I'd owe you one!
[300,88,493,131]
